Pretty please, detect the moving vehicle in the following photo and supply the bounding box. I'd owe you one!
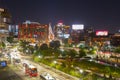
[0,61,7,67]
[40,72,56,80]
[23,63,38,77]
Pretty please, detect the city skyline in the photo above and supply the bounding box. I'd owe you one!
[0,0,120,33]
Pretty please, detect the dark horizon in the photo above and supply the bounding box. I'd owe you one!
[0,0,120,33]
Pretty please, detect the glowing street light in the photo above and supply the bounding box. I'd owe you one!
[79,69,83,73]
[53,60,57,64]
[53,60,57,73]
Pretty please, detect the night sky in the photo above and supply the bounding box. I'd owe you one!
[0,0,120,33]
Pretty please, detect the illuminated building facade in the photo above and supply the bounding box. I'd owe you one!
[110,33,120,47]
[54,22,70,44]
[0,8,11,41]
[92,30,110,42]
[71,24,84,44]
[9,25,18,37]
[48,23,54,42]
[18,21,49,43]
[84,27,95,45]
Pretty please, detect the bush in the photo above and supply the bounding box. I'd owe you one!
[69,70,81,77]
[50,63,55,67]
[34,56,41,62]
[56,64,62,70]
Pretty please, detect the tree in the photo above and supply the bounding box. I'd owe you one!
[62,49,77,68]
[28,45,34,54]
[49,41,54,48]
[0,42,6,50]
[54,40,60,49]
[79,48,87,58]
[19,40,29,54]
[68,49,77,59]
[49,40,60,49]
[1,41,6,48]
[89,49,97,55]
[104,67,112,80]
[52,49,61,58]
[79,53,86,58]
[40,43,48,50]
[114,46,120,53]
[7,36,14,43]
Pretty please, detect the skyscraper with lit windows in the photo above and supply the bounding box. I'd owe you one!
[0,8,11,41]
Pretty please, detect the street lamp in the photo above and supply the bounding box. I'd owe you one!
[53,60,57,64]
[38,52,42,58]
[79,69,84,80]
[53,60,57,73]
[10,53,13,64]
[79,69,83,74]
[38,55,42,58]
[60,48,64,57]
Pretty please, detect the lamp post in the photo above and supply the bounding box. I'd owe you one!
[53,60,57,73]
[60,48,64,58]
[10,53,13,64]
[38,52,42,62]
[79,69,84,80]
[38,55,42,58]
[79,69,83,74]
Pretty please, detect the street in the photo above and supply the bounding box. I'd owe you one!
[20,54,79,80]
[0,50,79,80]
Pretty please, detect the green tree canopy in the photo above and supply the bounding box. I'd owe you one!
[49,40,60,49]
[7,36,14,43]
[114,46,120,53]
[40,43,48,50]
[79,48,88,58]
[68,49,77,58]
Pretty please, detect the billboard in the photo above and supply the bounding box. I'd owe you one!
[72,24,84,30]
[64,34,70,38]
[58,34,70,38]
[96,31,108,36]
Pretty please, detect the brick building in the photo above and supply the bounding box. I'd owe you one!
[18,21,49,43]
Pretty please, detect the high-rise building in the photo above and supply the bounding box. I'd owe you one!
[0,8,11,41]
[110,33,120,47]
[9,25,18,37]
[84,27,94,46]
[71,24,84,44]
[54,22,70,44]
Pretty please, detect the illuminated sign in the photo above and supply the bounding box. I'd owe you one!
[58,34,70,38]
[72,24,84,30]
[96,31,108,36]
[64,34,70,38]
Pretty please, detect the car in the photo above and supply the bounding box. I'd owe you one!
[14,59,21,63]
[0,61,7,67]
[40,72,56,80]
